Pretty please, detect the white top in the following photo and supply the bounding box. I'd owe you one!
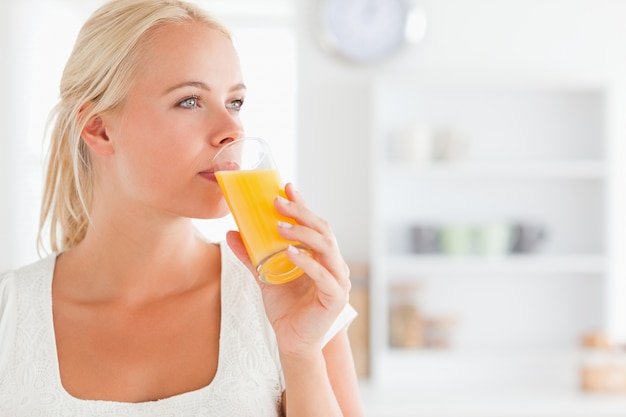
[0,242,357,417]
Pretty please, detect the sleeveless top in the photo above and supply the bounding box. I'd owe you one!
[0,242,356,417]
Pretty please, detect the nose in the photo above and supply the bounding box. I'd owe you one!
[210,110,245,148]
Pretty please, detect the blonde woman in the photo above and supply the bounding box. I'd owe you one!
[0,1,363,416]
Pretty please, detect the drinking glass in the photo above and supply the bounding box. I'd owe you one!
[213,137,309,284]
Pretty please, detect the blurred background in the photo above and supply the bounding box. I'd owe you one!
[2,0,626,416]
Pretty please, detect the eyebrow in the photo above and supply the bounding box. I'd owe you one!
[163,81,247,95]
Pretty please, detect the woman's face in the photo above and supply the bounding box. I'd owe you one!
[101,22,245,220]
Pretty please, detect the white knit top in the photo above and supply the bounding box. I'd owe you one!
[0,242,356,417]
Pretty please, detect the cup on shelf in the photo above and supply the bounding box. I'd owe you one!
[415,220,547,257]
[432,127,470,162]
[410,224,441,254]
[510,222,547,254]
[440,223,477,256]
[388,124,435,166]
[425,316,459,349]
[475,221,513,257]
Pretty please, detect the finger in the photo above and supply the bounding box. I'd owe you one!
[285,182,304,204]
[286,245,348,308]
[282,184,323,231]
[281,184,350,288]
[278,185,350,283]
[277,219,349,285]
[275,195,350,285]
[277,186,333,240]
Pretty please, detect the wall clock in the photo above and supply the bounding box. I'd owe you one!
[315,0,411,64]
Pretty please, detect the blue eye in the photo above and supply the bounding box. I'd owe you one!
[227,99,244,111]
[178,96,200,109]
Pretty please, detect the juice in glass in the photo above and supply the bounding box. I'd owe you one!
[214,138,306,284]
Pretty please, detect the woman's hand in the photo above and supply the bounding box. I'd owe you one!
[226,182,351,358]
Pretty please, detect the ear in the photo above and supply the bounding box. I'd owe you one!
[81,113,114,156]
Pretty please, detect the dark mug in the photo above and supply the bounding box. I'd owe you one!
[410,224,441,254]
[510,223,547,253]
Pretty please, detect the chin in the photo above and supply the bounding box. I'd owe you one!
[192,201,231,220]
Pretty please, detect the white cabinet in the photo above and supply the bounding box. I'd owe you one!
[367,74,626,403]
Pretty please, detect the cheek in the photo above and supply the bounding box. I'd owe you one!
[112,131,176,195]
[108,103,205,198]
[119,142,188,189]
[115,115,189,176]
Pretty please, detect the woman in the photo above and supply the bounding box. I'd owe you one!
[0,1,363,416]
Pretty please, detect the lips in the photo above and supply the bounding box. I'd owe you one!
[199,160,239,182]
[198,169,217,182]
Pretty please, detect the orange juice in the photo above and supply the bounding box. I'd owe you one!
[216,168,305,284]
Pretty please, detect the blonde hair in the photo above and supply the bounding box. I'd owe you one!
[38,0,230,254]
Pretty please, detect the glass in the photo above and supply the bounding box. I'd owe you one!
[213,137,309,284]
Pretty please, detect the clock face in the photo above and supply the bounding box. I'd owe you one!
[317,0,409,64]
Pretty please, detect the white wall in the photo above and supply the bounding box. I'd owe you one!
[0,1,87,272]
[0,0,33,272]
[295,0,626,264]
[0,1,11,271]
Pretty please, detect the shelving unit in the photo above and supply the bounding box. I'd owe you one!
[386,254,606,276]
[385,160,606,179]
[367,74,617,404]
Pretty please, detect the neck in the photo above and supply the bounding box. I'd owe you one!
[55,201,219,306]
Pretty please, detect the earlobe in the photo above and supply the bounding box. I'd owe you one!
[81,114,114,156]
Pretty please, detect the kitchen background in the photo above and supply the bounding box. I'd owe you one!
[2,0,626,416]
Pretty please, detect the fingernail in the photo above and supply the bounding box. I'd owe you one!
[278,221,293,229]
[287,244,300,254]
[277,196,290,205]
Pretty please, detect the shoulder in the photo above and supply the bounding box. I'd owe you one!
[0,255,56,334]
[0,255,56,373]
[1,255,56,291]
[0,254,56,299]
[0,268,18,371]
[0,267,18,318]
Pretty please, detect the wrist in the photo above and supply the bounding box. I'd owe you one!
[279,348,325,368]
[279,349,330,385]
[279,349,343,417]
[275,333,325,361]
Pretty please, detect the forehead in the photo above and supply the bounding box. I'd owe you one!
[133,21,242,90]
[143,20,229,51]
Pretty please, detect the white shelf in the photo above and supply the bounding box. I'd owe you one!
[379,347,582,375]
[362,349,626,417]
[360,383,626,417]
[386,254,606,276]
[367,76,616,412]
[385,160,606,180]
